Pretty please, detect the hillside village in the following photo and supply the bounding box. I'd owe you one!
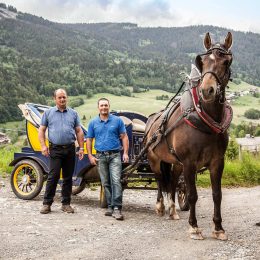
[226,87,259,102]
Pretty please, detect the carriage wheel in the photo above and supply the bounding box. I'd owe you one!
[10,160,44,200]
[72,181,87,195]
[177,175,190,211]
[100,185,107,208]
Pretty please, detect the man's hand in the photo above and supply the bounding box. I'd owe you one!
[123,153,129,163]
[41,145,49,157]
[88,154,99,165]
[78,149,84,160]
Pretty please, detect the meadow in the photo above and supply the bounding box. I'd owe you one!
[72,89,170,127]
[0,82,259,186]
[227,81,260,124]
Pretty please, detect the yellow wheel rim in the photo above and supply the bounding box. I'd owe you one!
[13,164,39,196]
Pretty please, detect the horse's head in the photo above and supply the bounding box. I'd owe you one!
[195,32,233,103]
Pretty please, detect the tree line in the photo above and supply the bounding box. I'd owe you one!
[0,7,259,123]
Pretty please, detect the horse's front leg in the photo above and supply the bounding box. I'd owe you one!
[184,164,203,240]
[210,159,228,240]
[156,180,165,216]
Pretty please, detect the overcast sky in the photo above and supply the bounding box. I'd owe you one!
[3,0,260,33]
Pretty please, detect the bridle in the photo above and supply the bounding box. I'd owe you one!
[196,45,233,104]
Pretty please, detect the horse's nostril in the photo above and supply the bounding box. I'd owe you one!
[208,87,214,95]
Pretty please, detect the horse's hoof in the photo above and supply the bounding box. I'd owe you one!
[189,227,204,240]
[212,230,228,241]
[168,214,180,220]
[156,209,165,217]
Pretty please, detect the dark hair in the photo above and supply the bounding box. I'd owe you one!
[97,97,110,106]
[53,88,67,98]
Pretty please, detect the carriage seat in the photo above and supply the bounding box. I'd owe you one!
[119,116,146,133]
[132,118,146,132]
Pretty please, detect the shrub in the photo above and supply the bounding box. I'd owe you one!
[244,109,260,120]
[226,138,239,160]
[69,98,84,108]
[0,3,7,8]
[156,95,169,100]
[239,153,260,185]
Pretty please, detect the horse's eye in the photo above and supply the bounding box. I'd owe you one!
[217,50,224,58]
[224,60,230,66]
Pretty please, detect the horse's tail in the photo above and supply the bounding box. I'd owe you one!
[159,161,173,193]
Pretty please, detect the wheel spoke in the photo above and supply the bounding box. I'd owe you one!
[28,184,33,191]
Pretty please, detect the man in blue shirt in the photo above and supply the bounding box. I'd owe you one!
[38,89,84,214]
[86,98,129,220]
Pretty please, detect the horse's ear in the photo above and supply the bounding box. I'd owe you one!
[204,32,211,50]
[195,55,203,73]
[224,32,232,51]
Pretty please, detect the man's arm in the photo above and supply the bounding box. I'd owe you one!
[38,125,49,157]
[86,138,98,165]
[75,126,84,160]
[120,133,129,163]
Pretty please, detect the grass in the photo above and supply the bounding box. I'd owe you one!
[228,81,255,92]
[196,153,260,187]
[72,90,171,127]
[227,81,260,124]
[1,139,259,187]
[0,144,23,178]
[231,95,260,125]
[1,83,259,185]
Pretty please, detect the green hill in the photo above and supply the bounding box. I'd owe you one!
[0,4,259,123]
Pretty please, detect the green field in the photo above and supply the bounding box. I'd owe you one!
[227,81,260,124]
[0,82,259,131]
[73,90,171,127]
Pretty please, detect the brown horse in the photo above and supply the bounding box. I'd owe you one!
[144,32,233,240]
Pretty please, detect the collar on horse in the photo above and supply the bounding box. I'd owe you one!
[183,81,233,134]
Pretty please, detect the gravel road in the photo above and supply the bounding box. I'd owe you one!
[0,177,259,260]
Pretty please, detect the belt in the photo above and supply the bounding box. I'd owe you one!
[49,142,75,149]
[96,150,120,155]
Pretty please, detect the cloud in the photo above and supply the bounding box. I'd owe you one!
[3,0,260,33]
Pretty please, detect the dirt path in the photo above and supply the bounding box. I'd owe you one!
[0,177,259,260]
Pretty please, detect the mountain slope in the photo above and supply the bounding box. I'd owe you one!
[0,6,259,123]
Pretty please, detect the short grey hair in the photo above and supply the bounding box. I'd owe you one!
[53,88,67,98]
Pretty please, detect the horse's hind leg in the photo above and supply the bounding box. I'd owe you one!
[210,159,228,240]
[168,166,180,220]
[156,180,165,216]
[168,194,180,220]
[184,164,203,240]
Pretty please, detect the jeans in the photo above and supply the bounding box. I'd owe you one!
[97,152,123,209]
[43,144,75,205]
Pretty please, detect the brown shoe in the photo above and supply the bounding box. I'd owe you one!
[61,204,74,213]
[40,205,51,214]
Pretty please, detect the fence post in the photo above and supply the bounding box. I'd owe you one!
[239,145,242,160]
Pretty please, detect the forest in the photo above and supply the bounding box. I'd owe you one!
[0,5,260,122]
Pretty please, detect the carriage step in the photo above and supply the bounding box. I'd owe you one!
[128,172,156,178]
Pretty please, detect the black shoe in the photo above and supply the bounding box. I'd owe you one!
[112,208,124,220]
[105,207,113,216]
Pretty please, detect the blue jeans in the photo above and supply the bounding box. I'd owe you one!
[97,152,123,209]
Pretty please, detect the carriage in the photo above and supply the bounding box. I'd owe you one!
[9,102,188,210]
